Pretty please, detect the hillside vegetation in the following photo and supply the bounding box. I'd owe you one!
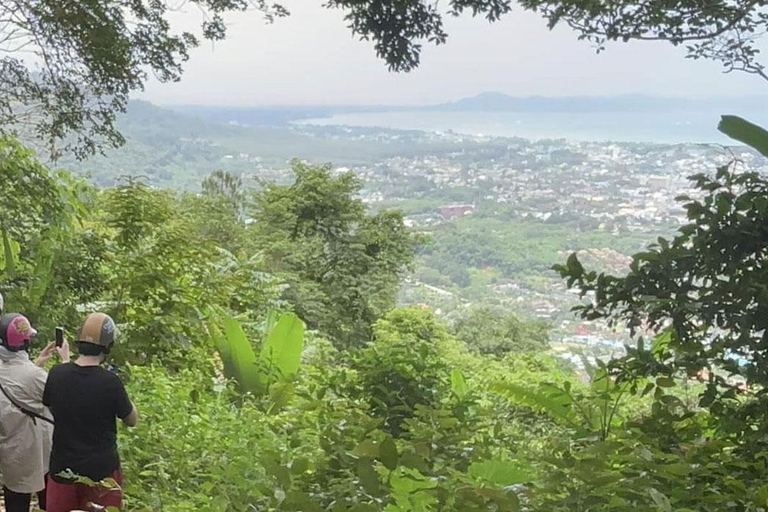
[3,114,768,510]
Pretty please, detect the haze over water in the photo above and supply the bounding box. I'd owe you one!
[299,109,768,144]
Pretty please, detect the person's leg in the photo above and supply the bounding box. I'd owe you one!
[34,473,49,511]
[3,486,32,512]
[36,489,47,510]
[45,478,80,512]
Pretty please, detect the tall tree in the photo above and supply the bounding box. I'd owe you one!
[0,0,287,159]
[202,170,244,206]
[0,136,96,329]
[249,160,418,348]
[328,0,768,79]
[451,305,549,356]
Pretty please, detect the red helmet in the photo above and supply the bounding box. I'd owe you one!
[0,313,38,352]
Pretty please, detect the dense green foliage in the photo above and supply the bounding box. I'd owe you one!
[418,215,652,284]
[551,117,768,510]
[558,117,768,414]
[250,161,418,348]
[5,1,768,509]
[327,0,768,80]
[450,305,549,356]
[4,119,768,512]
[0,0,288,159]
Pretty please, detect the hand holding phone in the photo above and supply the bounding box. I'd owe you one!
[54,329,70,363]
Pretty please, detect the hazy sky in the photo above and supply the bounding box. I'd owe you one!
[139,1,768,106]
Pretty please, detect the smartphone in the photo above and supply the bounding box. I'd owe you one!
[55,327,64,348]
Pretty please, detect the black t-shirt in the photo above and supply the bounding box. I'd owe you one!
[43,363,133,482]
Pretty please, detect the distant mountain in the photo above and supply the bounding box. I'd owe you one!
[167,94,768,126]
[430,92,768,113]
[60,101,490,189]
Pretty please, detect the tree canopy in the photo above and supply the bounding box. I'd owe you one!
[451,305,549,356]
[555,115,768,439]
[4,0,767,158]
[249,161,419,348]
[329,0,768,80]
[0,0,287,159]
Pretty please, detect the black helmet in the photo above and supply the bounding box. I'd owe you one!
[77,312,117,354]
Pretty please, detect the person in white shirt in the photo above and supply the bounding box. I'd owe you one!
[0,311,70,512]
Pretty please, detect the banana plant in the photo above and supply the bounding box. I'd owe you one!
[208,307,305,406]
[718,115,768,158]
[1,229,19,276]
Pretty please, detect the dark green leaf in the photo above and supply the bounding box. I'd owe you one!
[379,436,399,471]
[718,115,768,158]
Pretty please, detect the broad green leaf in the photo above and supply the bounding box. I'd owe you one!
[260,313,305,382]
[208,310,236,382]
[1,229,18,276]
[469,459,530,487]
[356,459,380,495]
[718,115,768,158]
[210,309,262,395]
[387,468,437,512]
[590,366,611,394]
[648,487,672,511]
[492,382,574,423]
[379,435,399,471]
[223,314,262,394]
[451,368,469,399]
[264,309,280,335]
[27,243,54,307]
[652,329,672,357]
[566,252,584,277]
[353,440,380,458]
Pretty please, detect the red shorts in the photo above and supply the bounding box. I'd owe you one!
[46,469,123,512]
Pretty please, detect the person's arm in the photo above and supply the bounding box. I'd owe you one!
[114,377,138,427]
[56,338,71,363]
[37,338,71,366]
[122,405,139,427]
[35,341,56,367]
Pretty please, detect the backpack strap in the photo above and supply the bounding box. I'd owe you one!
[0,379,54,425]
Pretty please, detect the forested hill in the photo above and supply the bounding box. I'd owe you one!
[58,100,352,189]
[57,101,475,189]
[57,97,768,190]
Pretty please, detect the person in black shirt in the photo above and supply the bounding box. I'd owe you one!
[43,313,138,512]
